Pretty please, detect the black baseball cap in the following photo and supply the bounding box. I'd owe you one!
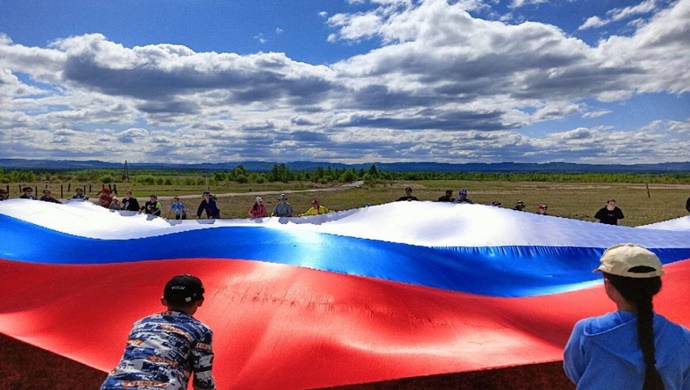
[163,275,205,304]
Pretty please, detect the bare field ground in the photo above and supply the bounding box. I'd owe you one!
[6,179,690,225]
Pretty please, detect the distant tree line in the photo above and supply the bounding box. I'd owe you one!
[1,166,689,186]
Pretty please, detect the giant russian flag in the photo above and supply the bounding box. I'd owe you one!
[1,200,689,389]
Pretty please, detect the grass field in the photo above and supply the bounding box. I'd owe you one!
[8,179,689,226]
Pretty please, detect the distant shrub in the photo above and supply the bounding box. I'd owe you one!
[140,176,156,185]
[235,174,248,184]
[101,175,114,184]
[251,173,266,184]
[339,170,357,183]
[364,173,380,187]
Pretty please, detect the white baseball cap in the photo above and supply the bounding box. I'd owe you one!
[595,243,664,278]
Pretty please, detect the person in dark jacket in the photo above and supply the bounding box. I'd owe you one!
[396,187,419,202]
[70,188,88,201]
[437,190,454,202]
[197,192,220,219]
[40,189,62,204]
[141,194,162,216]
[121,191,140,212]
[19,187,37,200]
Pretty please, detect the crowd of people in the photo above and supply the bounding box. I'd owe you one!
[402,188,550,214]
[3,186,690,225]
[11,185,345,224]
[397,187,646,224]
[2,186,338,221]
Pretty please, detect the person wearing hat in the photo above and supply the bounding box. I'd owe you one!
[248,196,267,218]
[197,191,220,219]
[108,196,121,210]
[536,203,548,215]
[100,275,216,390]
[564,244,690,389]
[396,187,419,202]
[271,193,293,217]
[301,199,331,216]
[97,188,113,208]
[141,194,162,216]
[453,189,473,204]
[513,200,526,211]
[19,186,37,200]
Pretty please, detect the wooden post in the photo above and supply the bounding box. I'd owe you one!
[646,182,651,199]
[61,184,64,199]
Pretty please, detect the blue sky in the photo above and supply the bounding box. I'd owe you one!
[0,0,688,165]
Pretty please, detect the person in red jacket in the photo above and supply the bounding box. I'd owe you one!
[97,188,113,208]
[248,196,267,218]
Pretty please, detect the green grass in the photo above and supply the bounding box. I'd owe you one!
[6,180,689,226]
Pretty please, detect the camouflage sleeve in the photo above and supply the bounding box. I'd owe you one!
[192,329,216,390]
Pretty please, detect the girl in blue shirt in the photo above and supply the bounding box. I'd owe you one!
[564,244,690,389]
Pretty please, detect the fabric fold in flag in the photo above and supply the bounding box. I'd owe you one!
[1,200,689,389]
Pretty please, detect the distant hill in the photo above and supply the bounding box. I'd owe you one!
[1,158,690,173]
